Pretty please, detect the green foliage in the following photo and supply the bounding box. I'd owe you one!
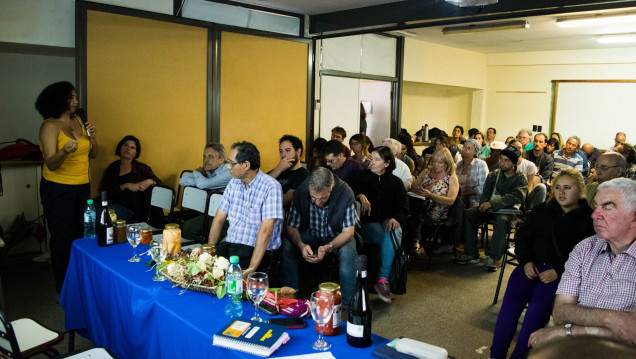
[216,281,226,298]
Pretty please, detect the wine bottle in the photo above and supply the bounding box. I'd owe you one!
[97,191,114,247]
[347,255,372,348]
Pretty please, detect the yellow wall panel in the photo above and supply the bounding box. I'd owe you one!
[220,32,307,172]
[87,10,207,195]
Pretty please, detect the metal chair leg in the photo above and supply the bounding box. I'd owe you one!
[493,251,508,304]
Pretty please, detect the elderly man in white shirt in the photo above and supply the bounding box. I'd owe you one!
[382,138,413,191]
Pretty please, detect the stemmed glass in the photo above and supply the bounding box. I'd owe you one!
[127,225,141,262]
[247,272,269,322]
[149,245,168,281]
[309,290,334,351]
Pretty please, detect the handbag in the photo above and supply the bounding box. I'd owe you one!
[0,139,42,161]
[388,229,410,295]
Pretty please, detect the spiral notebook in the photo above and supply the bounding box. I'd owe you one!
[213,319,290,357]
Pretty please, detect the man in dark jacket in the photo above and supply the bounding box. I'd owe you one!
[457,145,528,271]
[280,167,358,307]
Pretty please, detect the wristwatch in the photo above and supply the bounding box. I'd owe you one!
[564,323,572,336]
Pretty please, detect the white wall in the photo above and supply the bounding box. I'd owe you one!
[360,80,392,146]
[0,0,75,47]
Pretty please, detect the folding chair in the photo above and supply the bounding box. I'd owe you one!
[202,193,223,240]
[146,185,175,229]
[175,170,193,211]
[0,309,63,358]
[179,186,209,243]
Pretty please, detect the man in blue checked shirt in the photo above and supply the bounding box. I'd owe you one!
[207,141,283,271]
[280,167,358,308]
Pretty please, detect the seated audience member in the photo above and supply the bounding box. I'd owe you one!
[529,178,636,348]
[179,143,231,240]
[525,133,554,184]
[609,131,627,152]
[545,138,559,156]
[207,141,283,271]
[584,152,626,205]
[433,135,462,163]
[397,133,418,175]
[489,169,594,359]
[268,135,308,209]
[468,128,479,138]
[486,127,497,147]
[517,129,534,152]
[474,131,491,158]
[307,137,327,172]
[617,143,636,179]
[421,128,445,168]
[456,145,527,270]
[349,134,372,169]
[330,126,351,157]
[280,168,358,307]
[456,139,489,208]
[407,148,460,254]
[528,336,636,359]
[101,135,161,221]
[504,136,516,146]
[509,140,546,209]
[552,136,585,181]
[451,125,465,146]
[323,139,363,184]
[550,132,564,149]
[486,141,506,171]
[382,138,414,190]
[581,143,603,172]
[349,146,409,303]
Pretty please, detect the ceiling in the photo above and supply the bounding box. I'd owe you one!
[227,0,636,53]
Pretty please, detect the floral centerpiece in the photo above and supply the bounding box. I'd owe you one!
[159,248,232,298]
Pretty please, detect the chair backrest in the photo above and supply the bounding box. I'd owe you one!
[0,310,21,358]
[151,186,175,212]
[181,186,209,214]
[207,193,223,217]
[175,170,193,209]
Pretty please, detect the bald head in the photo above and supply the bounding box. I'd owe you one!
[581,143,595,156]
[615,132,626,147]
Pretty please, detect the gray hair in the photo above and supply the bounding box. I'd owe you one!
[307,167,334,192]
[597,177,636,212]
[600,152,627,177]
[464,138,481,156]
[381,138,401,156]
[205,143,225,159]
[567,136,582,148]
[518,128,533,138]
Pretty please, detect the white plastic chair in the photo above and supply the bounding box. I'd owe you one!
[0,310,63,358]
[179,187,210,243]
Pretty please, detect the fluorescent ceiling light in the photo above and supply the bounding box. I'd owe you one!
[442,20,529,35]
[556,13,636,28]
[596,33,636,44]
[385,30,417,38]
[445,0,498,7]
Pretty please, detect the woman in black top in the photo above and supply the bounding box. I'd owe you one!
[349,146,409,304]
[489,168,595,359]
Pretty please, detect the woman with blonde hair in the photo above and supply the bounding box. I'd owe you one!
[489,168,594,359]
[406,148,459,254]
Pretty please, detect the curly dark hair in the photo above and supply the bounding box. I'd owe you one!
[279,134,304,156]
[397,133,417,160]
[372,146,396,174]
[115,135,141,159]
[323,140,345,157]
[232,141,260,170]
[35,81,75,119]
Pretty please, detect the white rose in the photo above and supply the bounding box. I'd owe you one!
[166,262,179,277]
[212,267,225,280]
[214,256,230,271]
[198,252,213,268]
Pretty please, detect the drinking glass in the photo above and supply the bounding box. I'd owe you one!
[247,272,269,322]
[309,290,334,351]
[149,245,168,281]
[127,225,141,262]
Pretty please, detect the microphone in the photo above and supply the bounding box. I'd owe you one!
[75,108,89,137]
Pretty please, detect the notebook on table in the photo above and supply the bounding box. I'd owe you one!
[213,319,290,357]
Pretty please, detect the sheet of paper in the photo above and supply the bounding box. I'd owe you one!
[271,352,336,359]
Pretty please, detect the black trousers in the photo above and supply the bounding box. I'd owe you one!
[40,178,90,292]
[215,240,278,273]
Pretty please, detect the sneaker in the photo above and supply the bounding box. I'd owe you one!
[432,244,454,255]
[484,256,497,271]
[456,254,480,264]
[374,281,392,303]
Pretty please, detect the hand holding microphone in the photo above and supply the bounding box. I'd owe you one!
[75,108,96,138]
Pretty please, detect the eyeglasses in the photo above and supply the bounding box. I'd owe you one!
[595,164,619,171]
[225,159,242,167]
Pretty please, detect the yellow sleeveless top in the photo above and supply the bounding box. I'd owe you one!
[42,117,91,185]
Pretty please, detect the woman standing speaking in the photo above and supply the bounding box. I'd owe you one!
[36,81,98,292]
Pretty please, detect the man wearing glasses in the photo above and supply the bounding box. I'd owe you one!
[585,152,626,206]
[207,141,283,271]
[280,168,358,308]
[323,139,363,185]
[516,129,534,152]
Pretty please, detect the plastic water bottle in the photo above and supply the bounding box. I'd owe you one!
[83,199,97,240]
[225,256,243,317]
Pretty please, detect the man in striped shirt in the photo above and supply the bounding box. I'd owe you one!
[529,178,636,347]
[551,136,585,182]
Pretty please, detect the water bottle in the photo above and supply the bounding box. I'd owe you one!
[423,124,429,142]
[83,199,97,240]
[225,256,243,317]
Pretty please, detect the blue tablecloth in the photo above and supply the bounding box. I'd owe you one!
[60,238,389,359]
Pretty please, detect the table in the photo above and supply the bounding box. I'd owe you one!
[60,238,389,359]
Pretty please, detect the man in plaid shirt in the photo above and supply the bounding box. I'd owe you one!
[529,178,636,347]
[280,167,359,307]
[207,141,283,271]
